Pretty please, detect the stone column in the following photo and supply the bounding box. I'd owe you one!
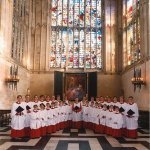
[34,0,42,71]
[116,0,123,73]
[0,1,1,30]
[140,0,149,58]
[40,0,48,71]
[30,0,36,70]
[26,0,32,70]
[0,0,13,57]
[148,0,150,57]
[30,0,48,71]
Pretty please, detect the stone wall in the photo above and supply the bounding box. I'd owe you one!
[97,73,122,97]
[0,0,149,111]
[29,72,122,99]
[0,0,31,109]
[0,57,30,109]
[122,60,150,111]
[30,73,54,97]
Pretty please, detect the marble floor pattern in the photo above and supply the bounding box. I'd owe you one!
[0,127,149,150]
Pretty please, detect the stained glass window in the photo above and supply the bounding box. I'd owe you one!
[12,0,26,62]
[122,0,141,68]
[50,0,103,69]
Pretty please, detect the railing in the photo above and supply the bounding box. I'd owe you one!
[0,110,11,127]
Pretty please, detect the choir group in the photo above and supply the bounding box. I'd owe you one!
[11,95,139,139]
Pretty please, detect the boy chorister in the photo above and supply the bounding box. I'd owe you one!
[24,95,32,137]
[39,95,46,106]
[45,103,53,134]
[111,106,123,137]
[33,95,40,107]
[39,103,47,136]
[11,95,26,139]
[105,97,113,109]
[105,105,114,135]
[100,96,106,106]
[87,101,95,130]
[99,104,107,134]
[89,97,95,106]
[82,101,89,128]
[72,98,82,129]
[45,95,51,104]
[65,101,73,128]
[59,101,65,129]
[112,96,120,109]
[50,102,57,133]
[126,96,139,139]
[118,96,127,136]
[64,96,69,105]
[54,101,60,131]
[93,102,100,133]
[63,102,68,128]
[94,103,103,133]
[30,105,41,138]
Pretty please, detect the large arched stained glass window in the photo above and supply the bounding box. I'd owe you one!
[122,0,141,68]
[50,0,103,69]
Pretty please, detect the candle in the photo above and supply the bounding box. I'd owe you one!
[10,66,12,76]
[13,65,15,76]
[139,68,141,77]
[133,67,136,78]
[16,66,18,76]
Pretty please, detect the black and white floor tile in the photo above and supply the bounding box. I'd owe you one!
[0,127,149,150]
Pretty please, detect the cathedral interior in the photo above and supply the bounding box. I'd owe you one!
[0,0,149,149]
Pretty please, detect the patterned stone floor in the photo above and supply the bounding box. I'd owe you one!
[0,127,149,150]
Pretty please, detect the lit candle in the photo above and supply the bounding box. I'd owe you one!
[140,78,143,81]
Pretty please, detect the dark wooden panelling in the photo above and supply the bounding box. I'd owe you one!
[138,110,150,129]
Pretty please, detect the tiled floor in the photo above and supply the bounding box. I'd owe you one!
[0,127,149,150]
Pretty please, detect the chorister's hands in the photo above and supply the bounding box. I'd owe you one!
[16,112,24,115]
[16,112,20,115]
[127,115,133,118]
[27,110,31,113]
